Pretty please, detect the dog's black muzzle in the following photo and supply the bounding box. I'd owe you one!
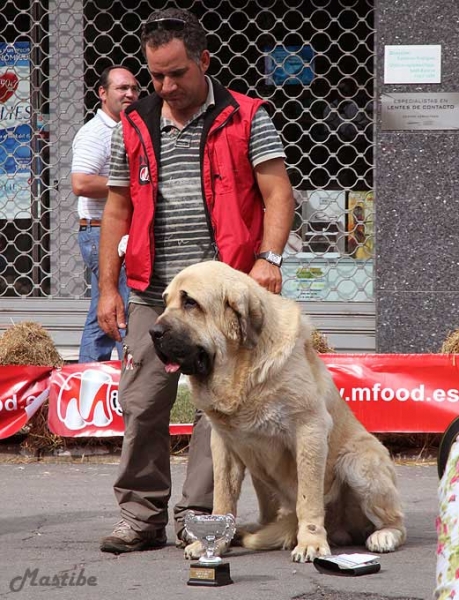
[150,322,213,378]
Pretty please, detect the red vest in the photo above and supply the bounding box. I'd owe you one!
[120,81,266,291]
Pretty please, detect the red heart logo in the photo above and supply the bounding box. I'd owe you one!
[0,71,19,103]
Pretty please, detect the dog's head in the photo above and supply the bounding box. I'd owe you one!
[150,262,264,379]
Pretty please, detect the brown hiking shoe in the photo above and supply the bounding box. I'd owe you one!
[100,520,167,554]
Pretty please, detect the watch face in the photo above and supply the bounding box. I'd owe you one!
[257,251,283,266]
[268,252,282,267]
[267,251,282,266]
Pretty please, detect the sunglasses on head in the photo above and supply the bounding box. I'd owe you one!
[143,17,186,34]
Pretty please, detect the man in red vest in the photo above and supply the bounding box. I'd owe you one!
[97,7,294,553]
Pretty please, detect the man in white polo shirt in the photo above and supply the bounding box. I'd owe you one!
[71,66,139,363]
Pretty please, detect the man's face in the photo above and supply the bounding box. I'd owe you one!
[145,38,210,117]
[99,68,139,121]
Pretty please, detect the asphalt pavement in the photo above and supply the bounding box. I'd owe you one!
[0,458,438,600]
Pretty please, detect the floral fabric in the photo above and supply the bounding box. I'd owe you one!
[435,438,459,599]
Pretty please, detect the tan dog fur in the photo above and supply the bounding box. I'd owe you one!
[153,261,406,563]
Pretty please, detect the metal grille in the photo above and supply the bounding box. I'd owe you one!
[0,0,374,303]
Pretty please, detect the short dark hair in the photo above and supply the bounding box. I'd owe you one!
[141,8,207,63]
[98,65,134,90]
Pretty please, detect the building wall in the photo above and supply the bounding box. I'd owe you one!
[375,1,459,352]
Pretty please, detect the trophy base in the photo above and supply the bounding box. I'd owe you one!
[187,561,233,586]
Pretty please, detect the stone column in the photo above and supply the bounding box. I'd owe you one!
[48,0,86,298]
[375,1,459,352]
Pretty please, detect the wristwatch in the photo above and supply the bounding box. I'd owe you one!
[256,250,283,267]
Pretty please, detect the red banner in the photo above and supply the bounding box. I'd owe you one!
[0,366,53,439]
[322,354,459,433]
[48,361,123,437]
[47,362,192,437]
[2,355,459,438]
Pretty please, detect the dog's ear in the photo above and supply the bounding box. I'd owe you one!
[224,285,264,349]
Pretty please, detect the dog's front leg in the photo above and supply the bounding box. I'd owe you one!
[211,428,245,516]
[292,419,331,563]
[184,428,245,561]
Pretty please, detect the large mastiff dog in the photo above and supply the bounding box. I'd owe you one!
[151,261,406,563]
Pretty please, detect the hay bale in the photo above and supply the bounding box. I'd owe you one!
[0,322,64,455]
[440,330,459,354]
[0,321,63,367]
[312,329,335,353]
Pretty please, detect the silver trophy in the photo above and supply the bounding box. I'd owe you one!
[184,512,236,586]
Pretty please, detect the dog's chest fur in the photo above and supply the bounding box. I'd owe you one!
[209,404,299,504]
[208,399,293,438]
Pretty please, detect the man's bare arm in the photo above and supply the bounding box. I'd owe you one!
[97,186,133,341]
[250,157,295,294]
[71,173,109,199]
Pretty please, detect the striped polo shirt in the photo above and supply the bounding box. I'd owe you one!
[72,108,118,220]
[108,78,285,306]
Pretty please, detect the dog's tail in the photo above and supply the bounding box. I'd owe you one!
[241,513,297,551]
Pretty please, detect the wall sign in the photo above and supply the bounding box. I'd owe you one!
[384,45,441,84]
[381,93,459,130]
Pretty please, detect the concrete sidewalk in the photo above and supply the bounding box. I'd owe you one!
[0,459,438,600]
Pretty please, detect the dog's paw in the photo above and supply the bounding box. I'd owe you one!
[183,539,231,561]
[292,524,330,563]
[291,538,330,563]
[366,528,405,553]
[291,542,330,563]
[184,540,205,560]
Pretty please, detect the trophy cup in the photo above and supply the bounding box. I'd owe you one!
[184,512,236,586]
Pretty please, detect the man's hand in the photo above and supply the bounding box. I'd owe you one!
[97,185,132,342]
[97,290,127,342]
[249,259,282,294]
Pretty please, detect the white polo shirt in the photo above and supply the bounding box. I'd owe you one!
[71,108,117,220]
